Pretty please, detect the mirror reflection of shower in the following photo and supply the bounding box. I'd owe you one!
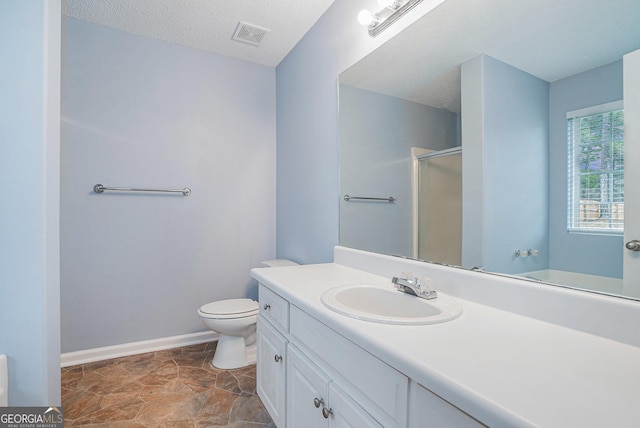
[412,147,462,265]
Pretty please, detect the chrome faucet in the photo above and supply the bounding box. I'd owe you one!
[392,275,437,300]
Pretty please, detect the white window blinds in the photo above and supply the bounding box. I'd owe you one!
[567,101,624,234]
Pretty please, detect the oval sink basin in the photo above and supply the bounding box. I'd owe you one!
[321,284,462,325]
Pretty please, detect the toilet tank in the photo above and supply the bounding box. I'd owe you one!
[261,259,299,268]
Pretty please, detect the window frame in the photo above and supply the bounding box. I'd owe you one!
[566,100,624,235]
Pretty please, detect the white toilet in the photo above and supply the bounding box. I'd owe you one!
[197,259,298,369]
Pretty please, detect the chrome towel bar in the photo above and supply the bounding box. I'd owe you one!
[93,184,191,196]
[343,194,395,203]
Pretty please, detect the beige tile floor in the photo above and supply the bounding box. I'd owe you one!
[61,341,275,427]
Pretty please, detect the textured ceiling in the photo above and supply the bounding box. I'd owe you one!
[340,0,640,113]
[62,0,336,67]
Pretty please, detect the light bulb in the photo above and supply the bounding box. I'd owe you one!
[357,10,376,26]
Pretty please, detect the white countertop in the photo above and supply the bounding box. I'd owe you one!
[251,262,640,428]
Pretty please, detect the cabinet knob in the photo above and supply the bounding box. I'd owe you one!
[263,304,271,310]
[274,354,283,363]
[322,407,333,419]
[313,397,324,408]
[626,240,640,251]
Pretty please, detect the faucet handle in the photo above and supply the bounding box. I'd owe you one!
[418,277,432,290]
[417,277,437,299]
[401,271,413,280]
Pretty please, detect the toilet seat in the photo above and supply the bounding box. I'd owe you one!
[199,298,259,319]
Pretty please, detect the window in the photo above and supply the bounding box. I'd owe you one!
[567,101,624,233]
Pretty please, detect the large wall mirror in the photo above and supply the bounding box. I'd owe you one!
[338,0,640,299]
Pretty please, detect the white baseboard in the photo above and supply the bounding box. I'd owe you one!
[61,331,219,368]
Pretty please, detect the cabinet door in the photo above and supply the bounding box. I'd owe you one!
[286,345,330,428]
[328,383,383,428]
[257,318,287,428]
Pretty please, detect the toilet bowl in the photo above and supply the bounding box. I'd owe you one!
[198,298,259,369]
[198,259,298,369]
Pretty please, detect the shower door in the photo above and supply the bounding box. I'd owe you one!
[416,149,462,265]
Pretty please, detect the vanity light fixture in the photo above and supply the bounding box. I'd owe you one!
[358,0,425,37]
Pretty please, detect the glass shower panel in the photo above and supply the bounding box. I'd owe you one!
[418,152,462,265]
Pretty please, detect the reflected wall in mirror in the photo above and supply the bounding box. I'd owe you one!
[338,0,640,299]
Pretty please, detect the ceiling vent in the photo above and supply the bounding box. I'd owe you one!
[232,21,270,47]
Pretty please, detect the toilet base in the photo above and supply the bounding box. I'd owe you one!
[212,334,257,369]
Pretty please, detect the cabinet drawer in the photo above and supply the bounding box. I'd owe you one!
[259,284,290,332]
[290,305,408,428]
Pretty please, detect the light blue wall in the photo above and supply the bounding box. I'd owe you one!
[61,18,277,352]
[339,84,458,256]
[460,57,485,268]
[548,61,624,277]
[462,57,623,277]
[0,1,61,405]
[462,55,549,274]
[275,0,436,264]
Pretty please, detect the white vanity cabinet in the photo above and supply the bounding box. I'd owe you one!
[257,282,485,428]
[258,282,405,427]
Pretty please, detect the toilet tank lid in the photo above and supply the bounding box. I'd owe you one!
[261,259,299,267]
[200,298,258,315]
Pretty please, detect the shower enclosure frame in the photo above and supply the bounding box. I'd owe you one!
[411,146,463,262]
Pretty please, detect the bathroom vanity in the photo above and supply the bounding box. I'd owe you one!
[255,269,479,427]
[251,247,640,427]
